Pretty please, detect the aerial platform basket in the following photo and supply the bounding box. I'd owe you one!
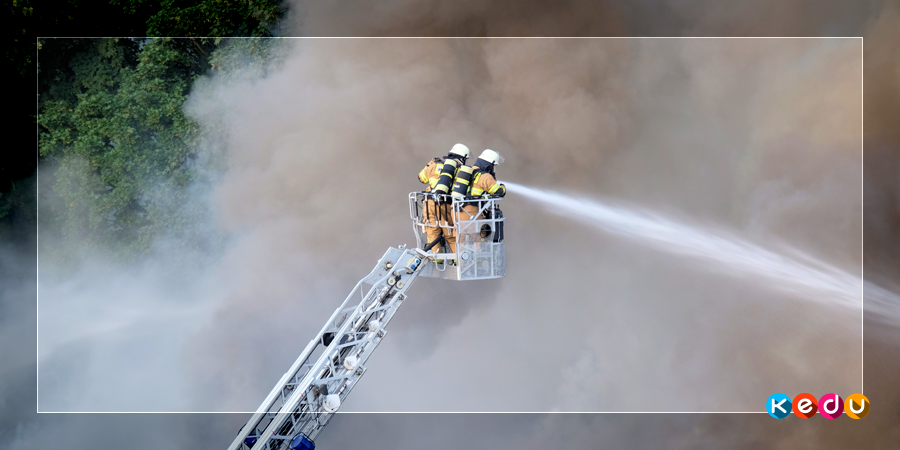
[227,194,506,450]
[408,192,505,281]
[227,246,428,450]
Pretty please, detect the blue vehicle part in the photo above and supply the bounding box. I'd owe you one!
[290,434,315,450]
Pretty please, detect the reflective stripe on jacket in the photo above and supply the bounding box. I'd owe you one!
[469,171,506,197]
[434,159,460,194]
[418,158,442,191]
[451,165,475,198]
[419,157,463,192]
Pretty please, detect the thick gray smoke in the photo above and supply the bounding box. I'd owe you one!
[6,1,900,449]
[174,36,869,414]
[36,37,879,412]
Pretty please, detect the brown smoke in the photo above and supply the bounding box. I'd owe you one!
[177,35,877,416]
[289,0,627,37]
[14,0,900,448]
[288,0,885,38]
[180,0,897,446]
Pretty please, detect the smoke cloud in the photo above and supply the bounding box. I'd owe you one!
[179,36,869,413]
[29,26,881,414]
[5,0,900,448]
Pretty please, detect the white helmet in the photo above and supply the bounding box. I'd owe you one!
[478,149,504,165]
[449,143,470,159]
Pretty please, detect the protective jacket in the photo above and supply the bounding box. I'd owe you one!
[418,156,465,255]
[450,166,504,245]
[418,157,463,195]
[469,170,506,197]
[452,166,506,198]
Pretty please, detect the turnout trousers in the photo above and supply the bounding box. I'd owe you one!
[424,199,457,254]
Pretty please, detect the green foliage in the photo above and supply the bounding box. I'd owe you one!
[0,178,36,223]
[7,0,38,78]
[6,0,287,231]
[8,0,150,79]
[207,36,286,78]
[6,0,148,229]
[39,38,203,257]
[31,0,287,260]
[113,0,285,37]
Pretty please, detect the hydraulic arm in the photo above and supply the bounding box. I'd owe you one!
[227,246,429,450]
[228,193,504,449]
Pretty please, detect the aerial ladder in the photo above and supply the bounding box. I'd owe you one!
[227,193,505,450]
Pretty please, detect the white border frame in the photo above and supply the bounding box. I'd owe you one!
[35,36,865,414]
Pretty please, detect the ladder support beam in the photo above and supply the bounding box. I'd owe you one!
[227,247,428,450]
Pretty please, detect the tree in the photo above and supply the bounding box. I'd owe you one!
[5,0,148,221]
[114,0,284,37]
[7,0,285,225]
[39,38,204,257]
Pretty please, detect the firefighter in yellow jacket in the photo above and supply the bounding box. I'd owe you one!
[451,149,506,244]
[417,143,470,256]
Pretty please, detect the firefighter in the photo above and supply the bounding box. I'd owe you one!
[451,149,506,246]
[417,143,470,256]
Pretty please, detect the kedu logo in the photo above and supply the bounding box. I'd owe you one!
[767,393,869,418]
[819,393,844,419]
[766,393,792,419]
[792,393,817,419]
[845,394,870,419]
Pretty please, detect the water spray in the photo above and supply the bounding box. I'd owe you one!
[505,182,900,322]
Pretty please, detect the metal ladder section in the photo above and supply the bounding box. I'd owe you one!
[227,246,430,450]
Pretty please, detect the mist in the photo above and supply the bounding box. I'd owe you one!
[506,181,900,322]
[5,0,900,448]
[37,37,873,412]
[174,36,874,414]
